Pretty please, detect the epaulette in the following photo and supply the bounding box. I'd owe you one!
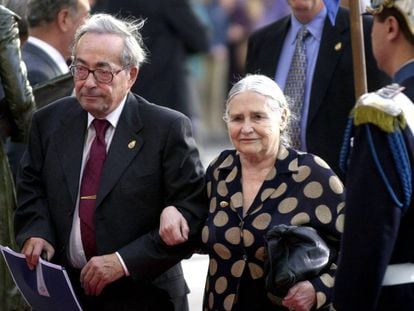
[353,83,407,133]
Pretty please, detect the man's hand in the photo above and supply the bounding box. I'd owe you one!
[282,280,316,311]
[80,253,124,296]
[159,205,189,246]
[21,237,55,270]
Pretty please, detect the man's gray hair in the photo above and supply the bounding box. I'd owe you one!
[27,0,78,27]
[72,13,147,67]
[224,74,292,147]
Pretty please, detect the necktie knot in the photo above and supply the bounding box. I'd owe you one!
[297,27,309,42]
[92,119,110,141]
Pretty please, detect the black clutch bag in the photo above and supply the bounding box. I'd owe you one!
[263,224,331,296]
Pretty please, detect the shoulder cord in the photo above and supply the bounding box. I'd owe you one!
[366,124,412,212]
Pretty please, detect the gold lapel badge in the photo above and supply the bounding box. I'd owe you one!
[128,140,136,149]
[335,42,342,51]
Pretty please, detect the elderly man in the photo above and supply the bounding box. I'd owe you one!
[14,13,207,311]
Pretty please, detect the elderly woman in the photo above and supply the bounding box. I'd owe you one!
[160,74,345,311]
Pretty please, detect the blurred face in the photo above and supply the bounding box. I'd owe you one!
[64,0,90,58]
[226,91,286,161]
[287,0,324,23]
[72,32,138,118]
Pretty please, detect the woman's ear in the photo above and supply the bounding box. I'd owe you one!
[279,108,289,131]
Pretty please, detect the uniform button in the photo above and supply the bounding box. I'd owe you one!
[243,254,247,261]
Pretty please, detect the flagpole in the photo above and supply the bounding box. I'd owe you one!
[349,0,368,97]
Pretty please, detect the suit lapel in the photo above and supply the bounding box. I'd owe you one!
[261,18,290,77]
[308,8,349,125]
[54,100,87,206]
[96,94,144,207]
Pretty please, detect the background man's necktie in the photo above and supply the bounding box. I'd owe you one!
[284,26,309,149]
[79,119,110,260]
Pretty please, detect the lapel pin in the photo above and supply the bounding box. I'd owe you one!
[128,140,136,149]
[220,201,229,208]
[334,42,342,51]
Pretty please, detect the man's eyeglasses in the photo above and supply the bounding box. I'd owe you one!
[69,64,129,84]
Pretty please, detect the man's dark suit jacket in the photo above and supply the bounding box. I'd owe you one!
[14,93,207,310]
[96,0,209,118]
[22,41,65,87]
[245,7,390,179]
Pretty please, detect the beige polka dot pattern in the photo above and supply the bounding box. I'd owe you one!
[242,229,255,247]
[291,212,311,225]
[314,156,330,169]
[277,146,289,160]
[316,292,327,309]
[320,273,334,288]
[225,227,241,245]
[217,180,228,197]
[337,202,345,213]
[329,175,344,194]
[252,213,272,230]
[223,294,236,311]
[215,277,228,294]
[207,181,212,198]
[213,211,229,227]
[202,149,345,311]
[248,262,264,279]
[201,226,209,243]
[230,260,245,277]
[270,182,287,199]
[304,181,323,199]
[293,165,311,182]
[336,214,345,233]
[209,258,218,276]
[278,197,298,214]
[231,192,243,208]
[255,246,265,262]
[208,292,214,310]
[213,243,231,260]
[288,158,299,171]
[226,166,238,183]
[315,205,332,224]
[209,197,217,213]
[261,188,275,202]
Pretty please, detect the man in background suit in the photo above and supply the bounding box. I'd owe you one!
[14,13,207,311]
[245,0,389,179]
[93,0,209,121]
[22,0,90,86]
[334,0,414,310]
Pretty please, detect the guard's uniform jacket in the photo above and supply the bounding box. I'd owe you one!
[333,84,414,311]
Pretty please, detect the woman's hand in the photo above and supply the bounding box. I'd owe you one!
[282,280,316,311]
[159,205,189,246]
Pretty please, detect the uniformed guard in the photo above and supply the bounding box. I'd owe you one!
[333,1,414,310]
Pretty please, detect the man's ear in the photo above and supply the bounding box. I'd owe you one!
[128,66,139,87]
[386,16,400,41]
[56,8,71,32]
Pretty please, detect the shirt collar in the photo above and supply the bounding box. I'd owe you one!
[394,59,414,84]
[87,95,128,128]
[289,6,327,45]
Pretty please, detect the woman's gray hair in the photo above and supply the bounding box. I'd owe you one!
[72,13,147,67]
[224,74,292,147]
